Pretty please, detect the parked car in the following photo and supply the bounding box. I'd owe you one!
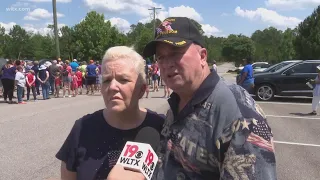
[255,60,302,74]
[237,62,270,72]
[254,60,320,101]
[236,62,270,84]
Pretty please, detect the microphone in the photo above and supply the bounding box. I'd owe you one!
[116,127,160,180]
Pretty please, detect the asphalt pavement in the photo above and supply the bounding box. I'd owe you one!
[0,64,319,180]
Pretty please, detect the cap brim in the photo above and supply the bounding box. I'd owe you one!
[142,37,192,58]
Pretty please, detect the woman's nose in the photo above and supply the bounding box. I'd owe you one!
[108,79,119,91]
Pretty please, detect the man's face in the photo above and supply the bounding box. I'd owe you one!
[155,43,207,92]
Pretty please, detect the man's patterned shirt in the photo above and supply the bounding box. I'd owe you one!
[154,72,277,180]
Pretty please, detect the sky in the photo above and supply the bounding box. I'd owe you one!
[0,0,319,37]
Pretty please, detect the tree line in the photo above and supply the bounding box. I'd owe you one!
[1,6,320,66]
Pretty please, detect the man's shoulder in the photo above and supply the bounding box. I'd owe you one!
[209,79,238,105]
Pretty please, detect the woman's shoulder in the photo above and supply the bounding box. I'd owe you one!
[143,109,165,132]
[77,109,104,123]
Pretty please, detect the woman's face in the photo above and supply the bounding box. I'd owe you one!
[101,59,146,113]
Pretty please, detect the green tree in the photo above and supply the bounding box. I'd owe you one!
[0,25,5,57]
[295,6,320,59]
[251,27,283,63]
[204,36,225,63]
[279,28,296,61]
[5,25,31,59]
[73,11,115,60]
[222,34,255,66]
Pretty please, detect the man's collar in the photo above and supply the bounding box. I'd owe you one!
[168,70,220,110]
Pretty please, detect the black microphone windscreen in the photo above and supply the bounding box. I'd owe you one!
[134,127,160,150]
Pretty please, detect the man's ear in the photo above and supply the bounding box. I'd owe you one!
[199,48,208,67]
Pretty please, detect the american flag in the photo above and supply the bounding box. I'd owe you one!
[107,151,121,167]
[156,28,162,34]
[251,119,273,141]
[248,119,274,152]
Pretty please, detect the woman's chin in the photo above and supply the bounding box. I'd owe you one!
[106,105,125,113]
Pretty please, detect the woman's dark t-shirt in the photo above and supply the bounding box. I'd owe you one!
[56,109,165,180]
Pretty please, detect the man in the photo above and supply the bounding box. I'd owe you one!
[48,60,60,95]
[107,17,276,180]
[70,59,79,72]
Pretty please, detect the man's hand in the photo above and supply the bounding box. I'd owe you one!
[107,165,145,180]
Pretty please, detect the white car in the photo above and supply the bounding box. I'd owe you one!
[237,62,270,72]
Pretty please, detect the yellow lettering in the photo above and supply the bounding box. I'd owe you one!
[165,18,175,22]
[196,147,208,164]
[175,41,186,46]
[163,40,173,44]
[156,30,178,38]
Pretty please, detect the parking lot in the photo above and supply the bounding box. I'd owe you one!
[222,73,320,180]
[0,71,319,180]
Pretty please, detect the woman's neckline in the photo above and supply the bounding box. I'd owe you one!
[100,108,149,132]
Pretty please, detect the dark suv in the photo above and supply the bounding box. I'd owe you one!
[254,60,320,101]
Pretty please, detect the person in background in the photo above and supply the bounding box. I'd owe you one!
[70,59,79,72]
[15,66,26,104]
[86,60,97,95]
[48,60,60,96]
[144,60,150,98]
[70,72,78,97]
[25,61,33,72]
[237,57,254,93]
[309,65,320,115]
[25,70,37,101]
[31,61,40,95]
[37,64,50,100]
[56,46,164,180]
[212,60,217,72]
[162,79,170,98]
[75,67,83,95]
[62,60,72,98]
[54,72,62,98]
[80,61,87,89]
[0,60,16,104]
[95,61,101,92]
[151,60,159,91]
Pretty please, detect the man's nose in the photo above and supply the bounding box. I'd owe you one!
[159,59,175,68]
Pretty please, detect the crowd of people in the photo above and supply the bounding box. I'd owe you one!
[0,58,102,104]
[0,58,170,104]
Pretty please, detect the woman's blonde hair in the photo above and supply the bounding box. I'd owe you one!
[102,46,146,84]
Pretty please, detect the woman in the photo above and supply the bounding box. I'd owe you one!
[0,60,16,104]
[62,60,72,98]
[237,57,254,93]
[56,46,165,180]
[309,65,320,115]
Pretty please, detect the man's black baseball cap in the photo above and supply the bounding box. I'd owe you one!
[142,17,205,58]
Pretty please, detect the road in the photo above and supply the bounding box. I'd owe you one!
[0,64,319,180]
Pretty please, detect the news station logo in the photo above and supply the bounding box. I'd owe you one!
[6,7,31,12]
[117,142,158,180]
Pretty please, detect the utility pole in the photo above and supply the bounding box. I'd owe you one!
[148,7,162,36]
[148,7,161,60]
[52,0,60,58]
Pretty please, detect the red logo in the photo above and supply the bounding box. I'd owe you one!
[156,21,173,34]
